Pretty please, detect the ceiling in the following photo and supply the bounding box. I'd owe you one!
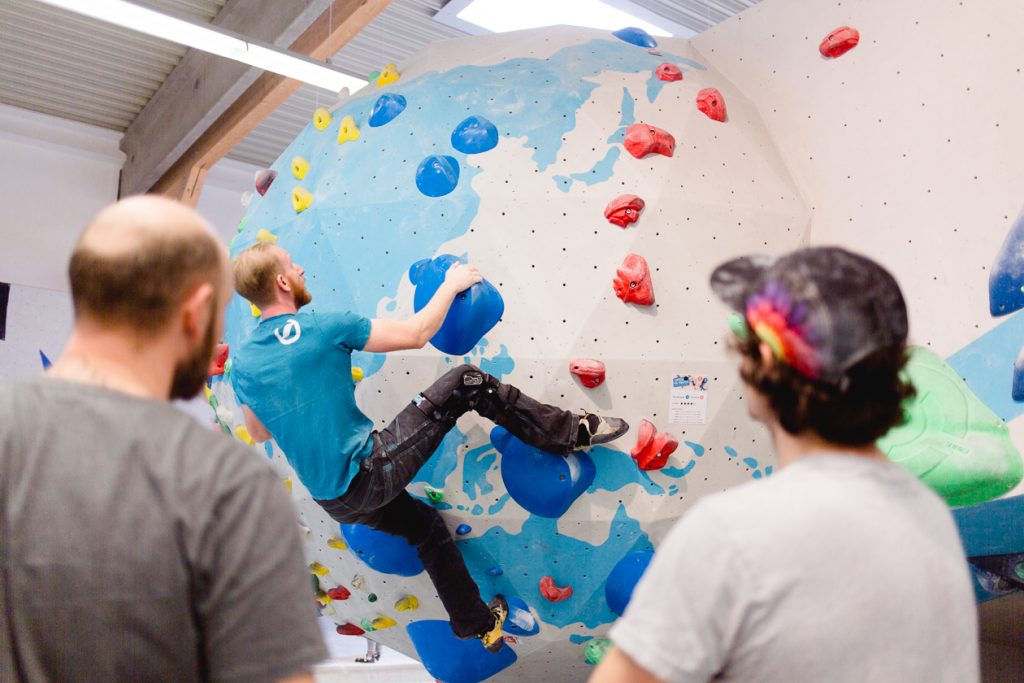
[0,0,760,169]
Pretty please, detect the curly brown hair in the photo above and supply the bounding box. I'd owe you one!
[734,330,916,445]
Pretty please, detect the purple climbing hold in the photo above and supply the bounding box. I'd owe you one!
[451,115,498,154]
[415,155,460,197]
[369,93,407,127]
[456,523,472,535]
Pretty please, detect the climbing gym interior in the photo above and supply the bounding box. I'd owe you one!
[2,0,1024,681]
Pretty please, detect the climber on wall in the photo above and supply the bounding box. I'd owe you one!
[589,247,979,683]
[230,242,629,653]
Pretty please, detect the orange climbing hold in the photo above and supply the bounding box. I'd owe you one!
[613,253,655,306]
[696,88,727,122]
[604,194,645,228]
[569,359,606,388]
[624,123,675,159]
[630,419,679,471]
[540,576,573,602]
[819,26,859,58]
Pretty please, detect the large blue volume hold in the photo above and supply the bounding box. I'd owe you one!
[408,254,504,355]
[407,620,517,683]
[339,523,424,576]
[415,155,460,197]
[451,115,499,154]
[605,550,654,615]
[612,27,658,48]
[989,207,1024,316]
[493,426,596,518]
[504,595,540,636]
[369,93,407,127]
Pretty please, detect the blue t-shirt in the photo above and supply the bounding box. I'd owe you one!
[232,310,374,500]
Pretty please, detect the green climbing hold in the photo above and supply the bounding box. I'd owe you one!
[310,574,320,593]
[727,312,748,341]
[584,637,613,665]
[424,486,445,503]
[367,593,378,603]
[236,216,249,233]
[360,617,376,633]
[879,347,1024,506]
[368,70,380,83]
[223,358,232,376]
[208,392,219,409]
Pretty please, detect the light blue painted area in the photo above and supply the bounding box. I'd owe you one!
[661,460,696,478]
[570,634,594,644]
[743,457,759,469]
[471,504,484,515]
[646,73,669,103]
[947,310,1024,421]
[384,300,397,312]
[606,127,626,144]
[480,343,515,380]
[264,442,274,459]
[459,504,654,629]
[463,443,497,501]
[412,429,466,489]
[569,148,621,185]
[588,446,665,495]
[554,175,574,192]
[724,446,738,458]
[488,493,512,514]
[684,441,705,456]
[618,88,635,125]
[667,484,679,495]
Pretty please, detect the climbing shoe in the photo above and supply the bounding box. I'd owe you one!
[480,595,508,653]
[575,413,629,450]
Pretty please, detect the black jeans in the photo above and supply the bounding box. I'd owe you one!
[315,364,578,638]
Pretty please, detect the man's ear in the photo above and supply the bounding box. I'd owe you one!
[181,282,215,342]
[276,272,291,292]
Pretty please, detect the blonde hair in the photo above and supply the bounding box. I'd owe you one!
[232,242,283,307]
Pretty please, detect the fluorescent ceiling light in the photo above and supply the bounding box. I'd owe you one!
[36,0,366,93]
[436,0,691,37]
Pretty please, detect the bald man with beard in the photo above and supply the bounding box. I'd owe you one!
[0,197,326,683]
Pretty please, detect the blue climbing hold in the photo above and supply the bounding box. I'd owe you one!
[415,155,460,197]
[408,620,517,683]
[486,566,504,577]
[408,254,505,355]
[451,115,498,154]
[39,350,52,370]
[504,595,539,636]
[1014,346,1024,402]
[493,426,596,518]
[339,523,424,577]
[612,27,657,48]
[369,93,407,127]
[605,550,654,615]
[456,523,472,535]
[989,207,1024,316]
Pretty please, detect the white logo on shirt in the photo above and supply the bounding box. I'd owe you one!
[274,319,302,345]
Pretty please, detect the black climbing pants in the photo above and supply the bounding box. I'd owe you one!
[315,364,579,639]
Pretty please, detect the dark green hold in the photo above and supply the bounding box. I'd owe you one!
[367,593,378,603]
[584,638,612,665]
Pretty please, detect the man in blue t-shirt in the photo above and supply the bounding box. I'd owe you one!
[231,243,629,652]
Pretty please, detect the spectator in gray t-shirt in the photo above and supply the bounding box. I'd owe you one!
[591,247,979,683]
[0,197,327,682]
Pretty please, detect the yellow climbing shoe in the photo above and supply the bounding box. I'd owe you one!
[480,595,508,653]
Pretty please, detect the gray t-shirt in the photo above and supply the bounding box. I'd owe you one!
[611,454,979,682]
[0,378,327,682]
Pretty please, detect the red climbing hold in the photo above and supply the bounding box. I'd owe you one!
[819,26,859,58]
[540,576,573,602]
[656,63,682,82]
[569,359,606,388]
[696,88,727,122]
[630,419,679,471]
[207,343,229,376]
[624,123,675,159]
[254,169,277,196]
[327,586,351,601]
[336,623,365,636]
[613,253,655,306]
[604,195,645,228]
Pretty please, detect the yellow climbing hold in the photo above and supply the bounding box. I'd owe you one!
[203,385,212,401]
[250,302,261,317]
[313,107,332,131]
[352,367,364,382]
[337,115,360,144]
[234,425,255,446]
[372,616,397,630]
[327,536,348,550]
[376,63,400,87]
[291,156,309,180]
[395,595,419,612]
[308,562,329,577]
[284,477,293,493]
[255,228,278,244]
[292,186,313,213]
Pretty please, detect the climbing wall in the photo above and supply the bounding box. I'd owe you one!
[212,1,1024,679]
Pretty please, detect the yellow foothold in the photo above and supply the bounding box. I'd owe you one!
[376,63,400,87]
[313,107,332,131]
[327,536,348,550]
[234,425,255,446]
[250,302,262,317]
[256,228,278,244]
[337,115,360,144]
[309,562,329,577]
[395,595,419,612]
[372,616,397,630]
[352,367,364,382]
[203,385,212,401]
[284,477,293,493]
[291,156,310,180]
[292,186,313,213]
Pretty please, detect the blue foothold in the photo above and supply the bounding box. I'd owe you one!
[451,115,498,154]
[415,155,460,197]
[486,566,504,577]
[456,523,472,535]
[368,93,407,127]
[605,550,654,615]
[39,350,53,370]
[1013,346,1024,402]
[612,26,658,48]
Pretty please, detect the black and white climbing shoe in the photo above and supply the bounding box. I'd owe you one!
[575,413,629,450]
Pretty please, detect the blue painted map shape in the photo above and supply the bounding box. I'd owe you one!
[605,550,653,615]
[612,27,657,48]
[415,154,460,197]
[989,207,1024,316]
[339,523,424,577]
[407,620,517,683]
[493,426,596,518]
[504,595,539,636]
[369,93,407,127]
[409,254,505,355]
[451,115,499,154]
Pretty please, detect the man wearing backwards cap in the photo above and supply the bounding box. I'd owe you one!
[591,247,979,683]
